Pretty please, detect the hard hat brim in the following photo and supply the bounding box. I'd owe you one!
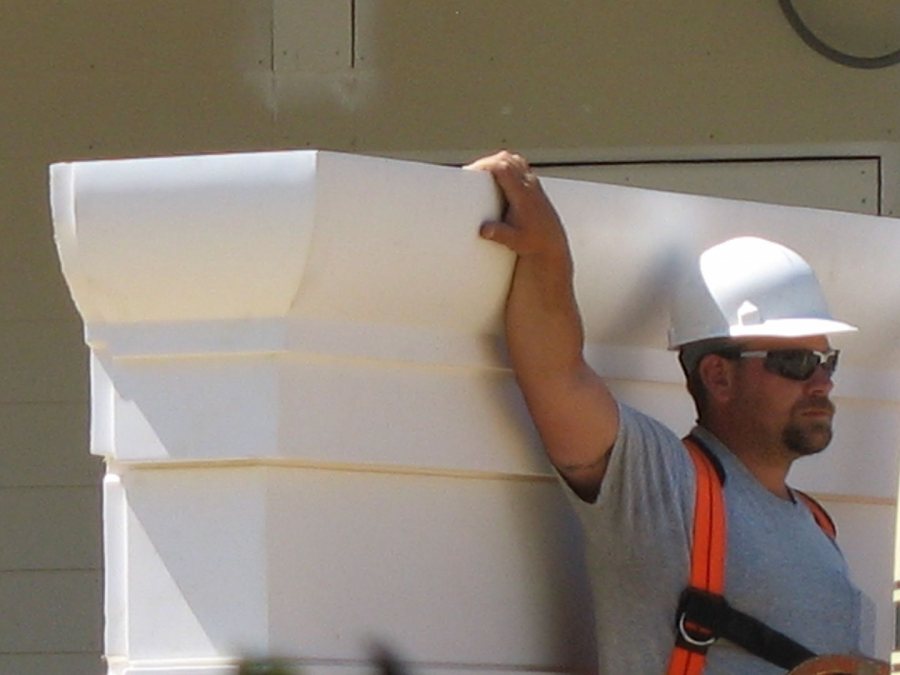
[727,317,858,340]
[669,317,858,350]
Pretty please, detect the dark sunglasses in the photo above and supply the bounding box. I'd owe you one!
[720,348,839,381]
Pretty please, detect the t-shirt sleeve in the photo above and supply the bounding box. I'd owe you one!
[557,402,696,550]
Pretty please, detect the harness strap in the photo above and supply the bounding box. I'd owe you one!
[676,587,816,670]
[666,436,837,675]
[667,437,726,675]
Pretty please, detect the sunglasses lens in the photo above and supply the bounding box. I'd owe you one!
[764,350,838,381]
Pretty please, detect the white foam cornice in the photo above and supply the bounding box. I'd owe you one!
[52,151,513,365]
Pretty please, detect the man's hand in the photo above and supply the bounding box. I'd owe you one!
[464,151,569,259]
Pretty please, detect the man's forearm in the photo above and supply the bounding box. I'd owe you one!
[505,249,586,386]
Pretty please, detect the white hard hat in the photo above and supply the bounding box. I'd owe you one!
[667,236,856,350]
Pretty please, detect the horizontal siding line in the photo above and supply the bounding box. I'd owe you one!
[0,485,99,490]
[0,400,87,406]
[808,492,896,507]
[0,483,101,489]
[0,318,82,323]
[111,457,559,483]
[0,651,101,656]
[0,399,89,405]
[0,571,101,575]
[0,651,106,656]
[0,567,103,576]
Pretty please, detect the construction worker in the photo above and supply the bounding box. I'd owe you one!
[466,151,879,674]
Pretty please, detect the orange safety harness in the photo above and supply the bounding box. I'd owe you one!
[667,436,837,675]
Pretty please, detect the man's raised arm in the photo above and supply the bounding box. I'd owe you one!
[466,151,619,502]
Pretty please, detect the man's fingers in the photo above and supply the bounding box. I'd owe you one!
[463,150,523,172]
[465,151,534,195]
[482,152,534,198]
[462,155,494,171]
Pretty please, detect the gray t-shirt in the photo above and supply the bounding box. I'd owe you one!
[561,403,870,674]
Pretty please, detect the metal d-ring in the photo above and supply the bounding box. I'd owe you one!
[678,613,717,648]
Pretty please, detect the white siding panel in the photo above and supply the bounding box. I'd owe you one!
[0,160,77,321]
[0,321,87,403]
[0,653,103,675]
[0,570,101,653]
[0,403,96,487]
[0,487,100,570]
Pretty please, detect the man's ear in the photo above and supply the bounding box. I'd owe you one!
[698,354,736,404]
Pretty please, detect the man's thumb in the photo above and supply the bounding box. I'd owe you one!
[479,221,519,250]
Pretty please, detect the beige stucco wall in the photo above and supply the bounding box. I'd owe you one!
[4,2,900,673]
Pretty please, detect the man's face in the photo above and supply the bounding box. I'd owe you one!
[728,335,836,458]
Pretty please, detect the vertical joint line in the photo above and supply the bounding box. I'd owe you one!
[269,2,277,125]
[350,0,357,69]
[269,2,276,72]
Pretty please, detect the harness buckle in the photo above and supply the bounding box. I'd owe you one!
[674,587,724,653]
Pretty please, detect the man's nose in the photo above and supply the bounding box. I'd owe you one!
[805,364,835,394]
